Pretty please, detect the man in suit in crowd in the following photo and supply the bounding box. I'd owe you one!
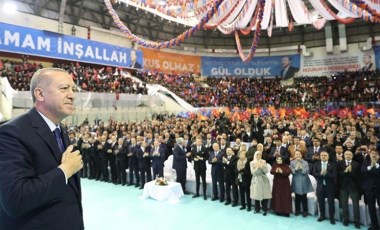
[299,129,312,147]
[97,134,110,182]
[89,133,100,180]
[127,137,140,187]
[107,134,118,184]
[269,138,290,165]
[78,132,91,178]
[191,137,209,200]
[223,147,238,207]
[354,145,370,166]
[114,137,128,185]
[337,150,361,229]
[136,140,152,189]
[313,151,337,225]
[335,144,345,162]
[150,140,165,178]
[219,138,229,153]
[173,137,191,194]
[0,68,84,229]
[242,125,252,142]
[280,56,299,80]
[306,137,324,173]
[203,133,215,152]
[249,113,264,144]
[362,150,380,230]
[209,142,226,202]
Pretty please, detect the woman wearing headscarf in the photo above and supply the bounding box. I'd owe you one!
[290,150,314,217]
[236,150,252,211]
[250,151,272,215]
[270,156,292,216]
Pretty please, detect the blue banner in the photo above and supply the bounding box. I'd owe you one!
[374,46,380,71]
[0,22,143,68]
[201,54,301,78]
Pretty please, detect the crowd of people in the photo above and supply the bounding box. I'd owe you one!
[1,57,380,229]
[1,57,148,94]
[136,70,380,108]
[65,110,380,229]
[2,57,379,110]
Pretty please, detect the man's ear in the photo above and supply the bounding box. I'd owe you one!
[34,88,45,102]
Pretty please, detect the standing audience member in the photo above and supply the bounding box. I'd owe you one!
[249,113,264,144]
[250,151,271,215]
[0,68,84,229]
[191,137,209,200]
[236,150,252,211]
[97,135,110,182]
[89,133,100,180]
[136,141,152,189]
[337,150,361,229]
[150,140,165,178]
[306,138,323,173]
[362,150,380,230]
[314,151,337,225]
[78,132,91,178]
[223,147,238,207]
[108,135,118,184]
[271,156,292,217]
[290,150,314,217]
[127,137,139,187]
[173,138,191,194]
[114,137,128,185]
[209,142,226,202]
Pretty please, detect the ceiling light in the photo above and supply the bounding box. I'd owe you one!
[2,2,17,14]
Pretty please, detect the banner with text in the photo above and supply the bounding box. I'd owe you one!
[201,55,301,78]
[142,48,201,74]
[300,51,375,76]
[0,22,143,68]
[374,46,380,71]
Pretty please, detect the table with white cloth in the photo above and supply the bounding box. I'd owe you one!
[142,181,184,201]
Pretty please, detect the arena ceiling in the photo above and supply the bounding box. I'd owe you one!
[6,0,380,51]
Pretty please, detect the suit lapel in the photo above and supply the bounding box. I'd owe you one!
[29,108,81,198]
[29,108,62,163]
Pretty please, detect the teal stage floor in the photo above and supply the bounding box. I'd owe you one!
[82,179,358,230]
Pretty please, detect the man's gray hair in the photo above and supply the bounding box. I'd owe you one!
[176,137,184,145]
[30,68,68,102]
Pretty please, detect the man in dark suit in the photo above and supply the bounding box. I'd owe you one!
[127,137,140,187]
[362,54,374,72]
[223,147,238,207]
[269,138,289,165]
[306,137,324,173]
[78,132,91,178]
[362,150,380,230]
[191,137,209,200]
[129,49,142,69]
[150,140,165,178]
[313,151,337,225]
[0,68,84,229]
[97,134,110,182]
[337,150,361,228]
[136,141,152,189]
[249,113,264,144]
[209,142,226,202]
[280,56,299,80]
[173,137,191,193]
[114,137,128,185]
